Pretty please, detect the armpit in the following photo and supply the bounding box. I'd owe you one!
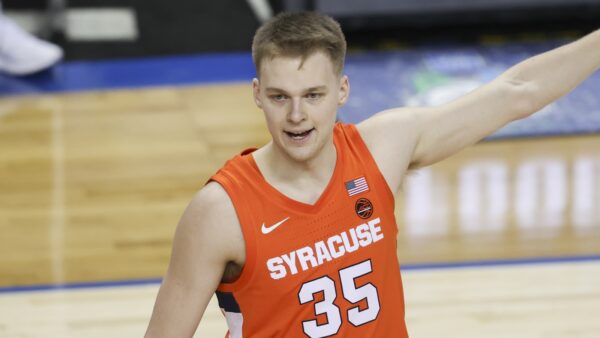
[221,261,243,283]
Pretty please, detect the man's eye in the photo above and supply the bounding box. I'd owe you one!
[272,95,286,101]
[307,93,322,100]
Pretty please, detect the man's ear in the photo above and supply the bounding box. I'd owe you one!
[252,78,263,108]
[338,75,350,106]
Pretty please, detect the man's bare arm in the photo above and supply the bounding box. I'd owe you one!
[145,182,244,338]
[359,29,600,193]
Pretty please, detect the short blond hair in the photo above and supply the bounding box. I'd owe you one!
[252,12,347,77]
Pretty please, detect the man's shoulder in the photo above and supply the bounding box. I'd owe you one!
[170,182,245,284]
[357,108,421,133]
[193,181,234,210]
[354,107,423,148]
[352,108,425,194]
[200,180,229,198]
[185,182,238,227]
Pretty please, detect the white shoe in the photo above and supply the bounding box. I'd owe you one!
[0,14,63,76]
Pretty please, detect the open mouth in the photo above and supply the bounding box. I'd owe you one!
[285,128,315,140]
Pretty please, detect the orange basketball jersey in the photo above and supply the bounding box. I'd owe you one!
[210,123,408,338]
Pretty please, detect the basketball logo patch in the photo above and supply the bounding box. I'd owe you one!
[355,198,373,219]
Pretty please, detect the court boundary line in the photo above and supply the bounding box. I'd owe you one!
[2,254,599,294]
[50,103,65,285]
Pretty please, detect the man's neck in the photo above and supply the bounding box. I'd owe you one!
[253,141,337,204]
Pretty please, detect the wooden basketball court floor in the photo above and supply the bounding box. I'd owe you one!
[1,82,600,337]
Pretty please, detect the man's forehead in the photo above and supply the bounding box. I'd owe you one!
[258,52,337,76]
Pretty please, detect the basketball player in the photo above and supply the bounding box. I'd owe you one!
[145,12,600,337]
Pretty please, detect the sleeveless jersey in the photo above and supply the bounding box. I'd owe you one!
[210,123,408,338]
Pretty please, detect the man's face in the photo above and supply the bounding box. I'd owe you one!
[253,51,349,162]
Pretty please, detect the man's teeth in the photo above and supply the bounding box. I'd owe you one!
[287,129,312,137]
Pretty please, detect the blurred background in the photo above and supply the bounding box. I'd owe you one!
[2,0,600,59]
[1,1,600,337]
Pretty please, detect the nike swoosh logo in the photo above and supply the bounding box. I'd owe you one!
[261,217,290,234]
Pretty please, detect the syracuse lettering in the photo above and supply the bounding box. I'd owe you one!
[266,217,384,280]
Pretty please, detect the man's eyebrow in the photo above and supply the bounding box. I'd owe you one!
[265,86,327,92]
[265,87,288,93]
[306,86,327,92]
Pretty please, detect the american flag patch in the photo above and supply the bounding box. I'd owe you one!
[345,177,369,196]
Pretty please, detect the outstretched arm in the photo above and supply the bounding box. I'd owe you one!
[359,28,600,193]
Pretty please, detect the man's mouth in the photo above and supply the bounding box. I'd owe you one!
[284,128,315,140]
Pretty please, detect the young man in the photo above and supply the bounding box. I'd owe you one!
[145,12,600,338]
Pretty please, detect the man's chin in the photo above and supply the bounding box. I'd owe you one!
[283,147,315,163]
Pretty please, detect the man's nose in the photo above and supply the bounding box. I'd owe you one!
[287,98,306,123]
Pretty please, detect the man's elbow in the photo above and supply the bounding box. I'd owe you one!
[502,77,541,120]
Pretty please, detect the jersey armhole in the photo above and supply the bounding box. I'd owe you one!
[339,123,396,205]
[208,175,257,293]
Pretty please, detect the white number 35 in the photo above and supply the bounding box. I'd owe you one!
[298,259,380,337]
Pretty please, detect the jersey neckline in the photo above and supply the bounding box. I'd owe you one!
[244,126,343,214]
